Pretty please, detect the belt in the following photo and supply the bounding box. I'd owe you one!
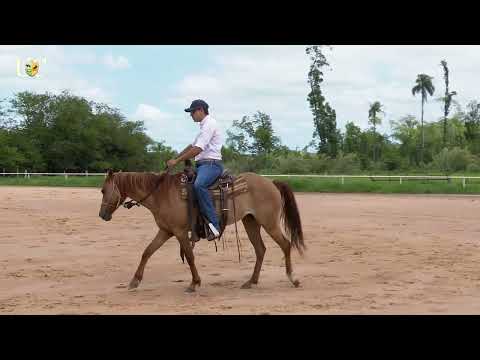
[196,159,223,165]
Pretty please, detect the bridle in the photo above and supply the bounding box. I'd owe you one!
[101,177,124,212]
[102,165,170,212]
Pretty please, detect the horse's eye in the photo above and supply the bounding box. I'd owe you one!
[101,189,105,194]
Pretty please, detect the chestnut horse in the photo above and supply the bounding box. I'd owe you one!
[98,169,305,292]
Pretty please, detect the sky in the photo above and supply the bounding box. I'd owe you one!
[1,45,479,151]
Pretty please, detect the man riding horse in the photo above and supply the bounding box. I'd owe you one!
[99,100,305,292]
[166,99,223,241]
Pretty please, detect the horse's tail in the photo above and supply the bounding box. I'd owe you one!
[273,180,305,254]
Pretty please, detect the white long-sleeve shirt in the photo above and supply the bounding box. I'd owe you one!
[192,114,223,161]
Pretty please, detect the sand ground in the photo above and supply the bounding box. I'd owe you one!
[1,186,480,314]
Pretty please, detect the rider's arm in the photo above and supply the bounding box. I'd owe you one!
[175,146,202,163]
[177,144,193,158]
[175,120,214,163]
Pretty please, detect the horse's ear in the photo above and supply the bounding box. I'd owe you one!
[106,168,114,177]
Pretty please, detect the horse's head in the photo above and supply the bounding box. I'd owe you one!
[99,169,126,221]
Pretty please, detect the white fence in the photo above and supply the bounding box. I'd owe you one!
[2,171,480,188]
[1,170,104,179]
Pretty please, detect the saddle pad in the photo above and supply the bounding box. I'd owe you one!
[180,175,249,201]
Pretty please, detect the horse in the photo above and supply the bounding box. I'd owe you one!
[98,168,305,292]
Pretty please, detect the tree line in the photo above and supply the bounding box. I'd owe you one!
[2,47,480,175]
[0,91,177,173]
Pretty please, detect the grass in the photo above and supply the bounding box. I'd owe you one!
[2,174,480,194]
[264,176,480,194]
[0,175,104,187]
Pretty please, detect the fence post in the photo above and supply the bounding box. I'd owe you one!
[24,169,27,179]
[64,170,68,180]
[400,177,402,184]
[341,176,345,185]
[16,167,19,178]
[463,177,466,189]
[3,168,4,176]
[86,170,88,177]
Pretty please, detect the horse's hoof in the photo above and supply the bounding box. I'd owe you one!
[241,281,252,289]
[293,280,300,288]
[128,278,140,290]
[185,286,196,293]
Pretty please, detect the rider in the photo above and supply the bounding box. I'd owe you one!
[167,99,224,241]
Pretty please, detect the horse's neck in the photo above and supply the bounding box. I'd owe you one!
[122,172,169,211]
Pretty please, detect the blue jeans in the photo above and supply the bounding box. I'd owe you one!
[194,161,224,230]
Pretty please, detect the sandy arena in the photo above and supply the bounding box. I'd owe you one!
[1,186,480,314]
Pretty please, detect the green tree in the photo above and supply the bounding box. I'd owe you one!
[226,111,281,156]
[368,101,384,135]
[412,74,435,162]
[391,115,420,166]
[306,45,338,157]
[368,101,385,162]
[146,140,178,172]
[439,60,457,148]
[1,91,158,173]
[463,101,480,141]
[343,121,362,154]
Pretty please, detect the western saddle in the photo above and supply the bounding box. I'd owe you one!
[179,160,248,245]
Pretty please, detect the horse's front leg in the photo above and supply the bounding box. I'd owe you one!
[128,228,172,290]
[176,234,201,292]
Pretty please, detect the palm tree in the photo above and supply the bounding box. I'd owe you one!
[412,74,435,163]
[368,101,384,162]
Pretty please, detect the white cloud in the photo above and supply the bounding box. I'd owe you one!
[133,103,171,123]
[132,103,198,146]
[167,45,315,150]
[75,86,111,104]
[102,54,130,70]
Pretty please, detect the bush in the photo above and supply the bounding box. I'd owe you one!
[331,153,361,173]
[358,155,371,171]
[308,154,330,174]
[273,155,311,174]
[434,147,472,173]
[382,152,403,171]
[467,163,480,172]
[466,155,480,173]
[224,154,277,174]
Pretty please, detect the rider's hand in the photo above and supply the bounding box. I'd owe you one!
[166,159,178,168]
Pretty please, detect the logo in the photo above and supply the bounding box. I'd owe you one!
[16,57,47,78]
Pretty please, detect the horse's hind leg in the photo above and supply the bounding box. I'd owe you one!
[129,229,171,290]
[263,224,300,288]
[241,214,266,289]
[176,235,201,293]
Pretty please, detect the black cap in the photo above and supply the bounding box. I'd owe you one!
[184,99,209,112]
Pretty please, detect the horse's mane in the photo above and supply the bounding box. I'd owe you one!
[114,171,175,196]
